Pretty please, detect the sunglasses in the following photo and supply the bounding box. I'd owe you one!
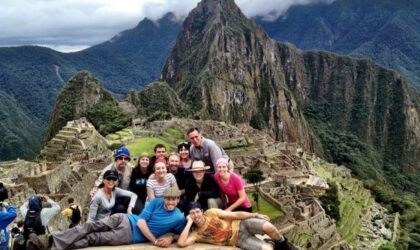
[117,156,130,161]
[105,177,118,181]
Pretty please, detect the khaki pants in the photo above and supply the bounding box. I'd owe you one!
[51,214,132,249]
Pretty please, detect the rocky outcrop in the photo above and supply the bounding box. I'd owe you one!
[43,71,118,144]
[160,0,313,151]
[124,81,191,118]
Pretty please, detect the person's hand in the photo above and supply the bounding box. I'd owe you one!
[149,173,156,180]
[40,195,48,202]
[127,207,133,214]
[154,235,173,247]
[254,213,270,221]
[186,214,193,223]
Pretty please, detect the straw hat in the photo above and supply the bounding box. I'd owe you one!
[187,161,210,171]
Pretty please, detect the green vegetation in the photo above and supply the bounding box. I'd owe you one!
[256,0,420,90]
[84,101,132,136]
[247,192,284,219]
[319,181,340,221]
[0,91,44,160]
[125,137,174,164]
[313,161,374,247]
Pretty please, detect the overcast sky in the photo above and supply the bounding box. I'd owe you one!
[0,0,335,52]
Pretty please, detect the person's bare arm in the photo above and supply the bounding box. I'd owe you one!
[225,188,247,211]
[177,215,197,247]
[219,209,270,221]
[137,219,159,245]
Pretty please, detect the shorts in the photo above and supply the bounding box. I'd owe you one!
[237,218,266,250]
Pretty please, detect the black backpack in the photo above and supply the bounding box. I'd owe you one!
[23,210,45,240]
[11,233,26,250]
[70,206,81,225]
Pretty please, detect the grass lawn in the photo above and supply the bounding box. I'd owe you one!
[125,137,174,163]
[247,192,284,219]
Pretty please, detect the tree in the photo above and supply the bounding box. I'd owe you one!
[244,169,265,211]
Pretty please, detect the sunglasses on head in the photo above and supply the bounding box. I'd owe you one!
[117,156,130,161]
[105,177,118,181]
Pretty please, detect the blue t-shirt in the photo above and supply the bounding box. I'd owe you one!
[127,198,185,243]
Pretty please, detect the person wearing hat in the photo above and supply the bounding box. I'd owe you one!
[90,147,137,213]
[27,187,185,250]
[184,161,223,211]
[88,170,137,222]
[178,202,294,250]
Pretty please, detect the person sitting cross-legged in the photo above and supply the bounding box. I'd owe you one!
[177,202,294,250]
[27,187,186,250]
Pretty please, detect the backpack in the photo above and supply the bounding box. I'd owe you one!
[70,206,81,225]
[23,209,45,240]
[11,233,26,250]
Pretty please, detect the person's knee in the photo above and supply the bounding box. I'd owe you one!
[261,243,274,250]
[263,222,281,239]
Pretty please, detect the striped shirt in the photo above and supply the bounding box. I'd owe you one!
[146,173,177,198]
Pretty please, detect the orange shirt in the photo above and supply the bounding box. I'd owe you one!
[191,209,241,246]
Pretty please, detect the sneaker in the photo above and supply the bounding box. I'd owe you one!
[26,233,50,250]
[274,237,296,250]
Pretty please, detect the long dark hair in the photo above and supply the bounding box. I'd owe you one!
[0,182,8,202]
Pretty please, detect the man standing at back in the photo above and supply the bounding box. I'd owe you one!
[187,128,230,172]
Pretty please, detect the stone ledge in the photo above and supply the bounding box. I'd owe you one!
[84,243,239,250]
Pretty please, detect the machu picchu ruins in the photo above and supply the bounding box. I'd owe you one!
[0,117,398,249]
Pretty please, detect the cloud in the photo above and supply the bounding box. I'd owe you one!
[0,0,335,52]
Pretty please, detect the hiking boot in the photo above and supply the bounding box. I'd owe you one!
[274,237,296,250]
[27,233,50,250]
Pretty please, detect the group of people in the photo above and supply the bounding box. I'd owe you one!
[1,128,293,250]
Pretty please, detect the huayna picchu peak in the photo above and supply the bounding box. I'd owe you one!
[161,0,313,150]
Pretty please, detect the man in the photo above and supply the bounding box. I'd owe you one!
[178,202,294,250]
[187,128,230,172]
[93,147,132,190]
[20,195,60,240]
[27,187,186,250]
[60,197,82,228]
[148,144,167,171]
[167,153,191,196]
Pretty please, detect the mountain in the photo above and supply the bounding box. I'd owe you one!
[255,0,420,90]
[43,71,131,144]
[161,0,313,150]
[152,0,419,247]
[0,91,43,160]
[0,14,181,160]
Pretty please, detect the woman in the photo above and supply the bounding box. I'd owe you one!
[178,142,192,170]
[88,170,137,222]
[146,157,178,203]
[0,182,17,250]
[129,153,152,212]
[185,161,222,210]
[213,158,252,212]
